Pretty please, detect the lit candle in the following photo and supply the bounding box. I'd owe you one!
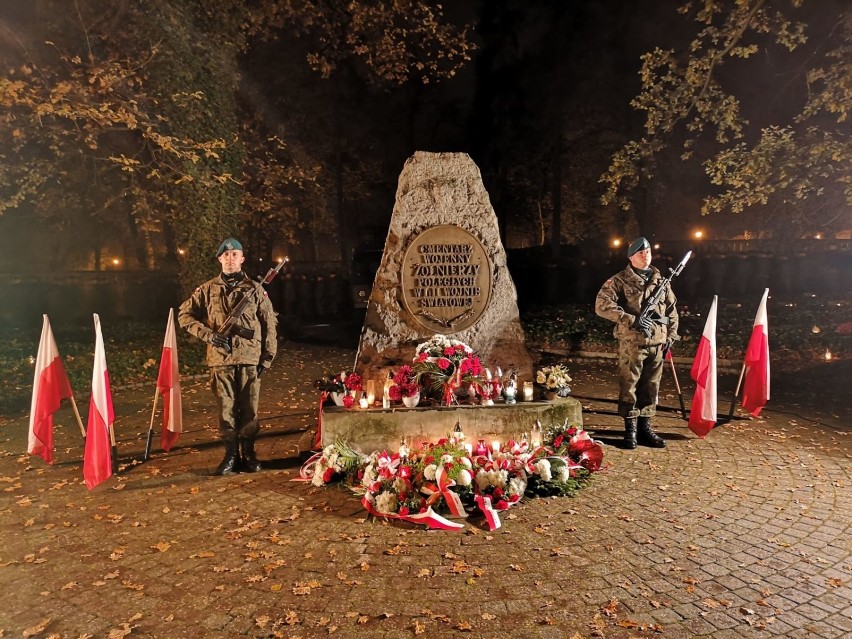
[491,440,500,453]
[399,437,408,459]
[365,380,376,405]
[359,392,369,409]
[463,443,473,455]
[531,419,543,448]
[523,381,534,402]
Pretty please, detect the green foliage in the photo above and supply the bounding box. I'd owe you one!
[0,321,206,415]
[522,297,852,363]
[601,1,850,235]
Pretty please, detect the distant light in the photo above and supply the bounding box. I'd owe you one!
[611,238,623,248]
[178,248,185,255]
[812,325,821,334]
[693,230,704,240]
[824,350,832,362]
[653,243,660,250]
[112,258,120,266]
[814,233,823,240]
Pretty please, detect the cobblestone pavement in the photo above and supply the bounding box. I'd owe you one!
[1,342,849,638]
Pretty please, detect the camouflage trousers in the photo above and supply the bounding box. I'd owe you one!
[210,365,261,442]
[617,341,664,418]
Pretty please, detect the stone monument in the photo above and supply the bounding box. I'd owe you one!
[354,152,533,384]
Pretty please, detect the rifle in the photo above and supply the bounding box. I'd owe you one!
[637,250,692,338]
[216,260,286,348]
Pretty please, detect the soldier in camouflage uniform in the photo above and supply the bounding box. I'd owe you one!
[595,237,679,449]
[178,238,278,474]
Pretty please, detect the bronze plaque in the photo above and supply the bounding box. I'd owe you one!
[401,225,492,333]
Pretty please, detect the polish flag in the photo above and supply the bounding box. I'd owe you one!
[688,296,718,438]
[28,315,74,463]
[157,309,183,452]
[83,314,114,489]
[742,288,770,417]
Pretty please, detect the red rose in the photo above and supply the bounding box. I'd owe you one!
[437,358,451,370]
[399,465,412,479]
[493,486,504,498]
[343,395,355,408]
[494,499,509,510]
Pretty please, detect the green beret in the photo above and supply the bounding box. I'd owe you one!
[627,237,650,257]
[216,238,243,257]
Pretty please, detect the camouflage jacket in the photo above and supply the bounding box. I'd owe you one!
[595,265,679,346]
[178,273,277,367]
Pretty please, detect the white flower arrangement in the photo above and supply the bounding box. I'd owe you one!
[535,364,572,390]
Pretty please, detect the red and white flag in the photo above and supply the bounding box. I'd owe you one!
[28,315,74,463]
[741,288,770,417]
[83,314,114,490]
[688,296,718,438]
[157,308,183,451]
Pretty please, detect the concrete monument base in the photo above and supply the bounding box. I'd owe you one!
[320,397,583,454]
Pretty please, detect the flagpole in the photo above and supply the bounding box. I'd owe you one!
[68,395,86,438]
[144,388,160,461]
[666,348,687,420]
[727,362,747,420]
[108,424,119,474]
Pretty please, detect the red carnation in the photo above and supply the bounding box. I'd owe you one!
[417,352,428,362]
[399,506,409,516]
[437,358,451,370]
[443,346,455,356]
[343,394,355,408]
[553,434,564,448]
[455,344,465,352]
[494,499,509,510]
[388,385,402,401]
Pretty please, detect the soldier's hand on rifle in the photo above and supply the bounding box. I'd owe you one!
[632,314,654,337]
[648,310,669,326]
[208,332,232,351]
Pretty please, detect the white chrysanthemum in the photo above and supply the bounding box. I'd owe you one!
[555,465,571,483]
[393,477,407,493]
[508,477,527,497]
[534,459,552,482]
[361,464,377,488]
[311,467,326,487]
[375,491,398,514]
[424,464,438,481]
[322,444,335,456]
[440,454,454,465]
[456,469,473,487]
[459,456,472,469]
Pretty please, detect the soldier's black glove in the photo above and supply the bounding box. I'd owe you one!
[208,332,231,351]
[632,314,654,337]
[256,364,267,378]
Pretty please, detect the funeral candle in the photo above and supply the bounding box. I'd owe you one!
[523,381,534,401]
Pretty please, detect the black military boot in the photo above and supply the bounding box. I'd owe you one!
[637,416,666,448]
[214,440,240,475]
[240,438,263,473]
[623,417,638,449]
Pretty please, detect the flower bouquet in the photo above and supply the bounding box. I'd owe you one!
[412,335,484,405]
[388,365,421,407]
[315,371,362,407]
[309,441,370,487]
[535,364,572,398]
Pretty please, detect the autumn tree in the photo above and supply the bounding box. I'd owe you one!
[600,0,851,240]
[0,0,473,289]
